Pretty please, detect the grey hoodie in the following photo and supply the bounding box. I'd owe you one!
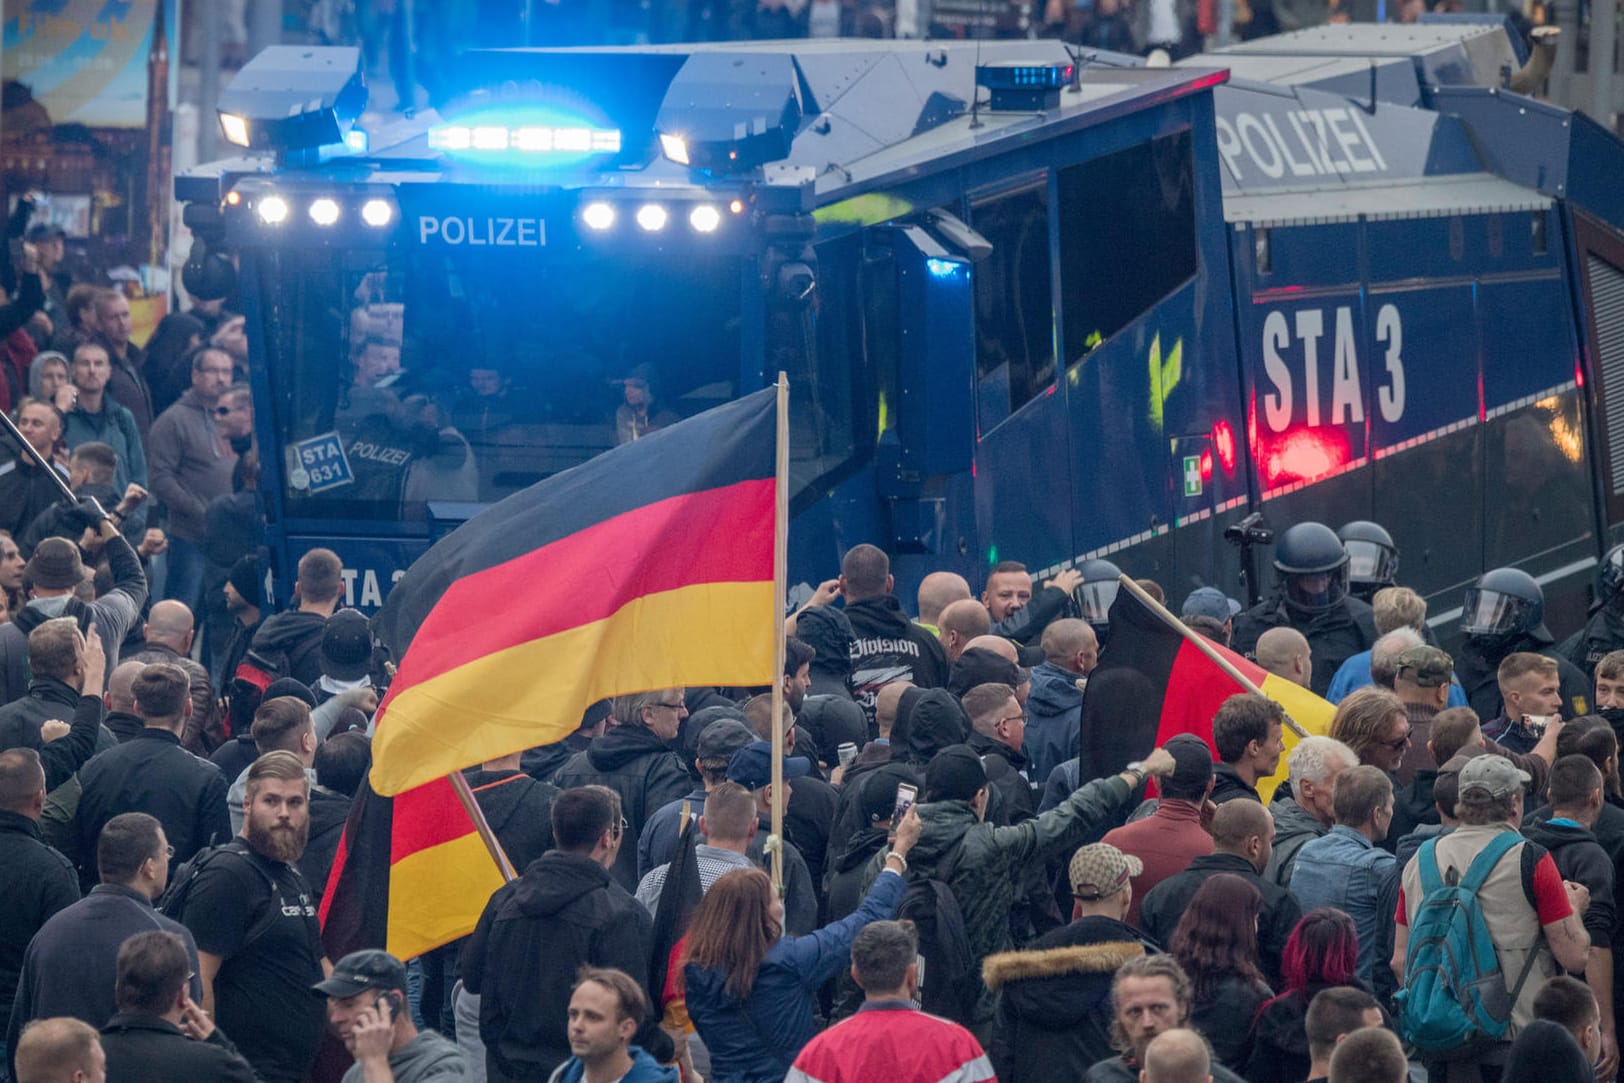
[341,1028,467,1082]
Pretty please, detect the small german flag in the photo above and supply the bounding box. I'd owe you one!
[1079,584,1334,801]
[368,386,779,797]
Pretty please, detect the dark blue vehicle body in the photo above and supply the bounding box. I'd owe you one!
[178,23,1624,645]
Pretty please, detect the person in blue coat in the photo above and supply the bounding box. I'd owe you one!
[682,807,921,1083]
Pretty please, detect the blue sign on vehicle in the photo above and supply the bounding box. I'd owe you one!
[290,432,354,494]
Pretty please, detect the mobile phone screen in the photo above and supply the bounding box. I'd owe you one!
[893,783,918,824]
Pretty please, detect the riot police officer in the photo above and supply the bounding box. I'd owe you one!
[1338,521,1400,603]
[1073,557,1122,646]
[1559,543,1624,677]
[1455,567,1591,721]
[1231,522,1378,696]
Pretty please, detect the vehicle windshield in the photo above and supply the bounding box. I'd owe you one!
[261,246,744,522]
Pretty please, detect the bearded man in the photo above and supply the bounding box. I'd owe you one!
[171,750,331,1083]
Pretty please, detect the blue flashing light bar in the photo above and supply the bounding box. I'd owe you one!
[344,128,369,152]
[429,123,621,155]
[926,257,966,278]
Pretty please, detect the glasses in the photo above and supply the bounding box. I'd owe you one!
[154,844,174,861]
[650,701,686,712]
[1382,728,1413,753]
[214,405,234,416]
[612,816,629,838]
[199,366,234,377]
[1000,713,1028,727]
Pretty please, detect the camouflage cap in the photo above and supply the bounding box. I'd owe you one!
[1068,843,1143,900]
[1395,645,1454,689]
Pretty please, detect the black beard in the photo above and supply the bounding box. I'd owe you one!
[246,817,309,863]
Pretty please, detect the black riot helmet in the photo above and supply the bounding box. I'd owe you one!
[1338,521,1399,599]
[1599,543,1624,613]
[1460,567,1546,642]
[1272,522,1350,615]
[1073,558,1122,638]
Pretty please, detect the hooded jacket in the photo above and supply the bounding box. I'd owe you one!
[63,395,147,494]
[464,767,558,872]
[967,729,1036,825]
[552,724,692,891]
[339,1028,467,1082]
[464,850,668,1080]
[982,916,1151,1081]
[1245,983,1344,1083]
[862,774,1135,1023]
[844,595,949,723]
[1504,1019,1598,1083]
[547,1046,677,1083]
[1025,661,1083,784]
[245,609,329,688]
[1522,818,1617,950]
[1209,761,1262,805]
[1264,794,1328,887]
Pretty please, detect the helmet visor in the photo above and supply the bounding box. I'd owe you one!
[1344,539,1399,586]
[1075,580,1119,624]
[1283,565,1349,613]
[1460,588,1537,637]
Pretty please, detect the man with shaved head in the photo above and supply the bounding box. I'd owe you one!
[101,660,146,743]
[938,599,991,666]
[916,571,971,635]
[1255,627,1312,689]
[129,600,194,667]
[1139,798,1301,987]
[1141,1028,1213,1083]
[840,544,948,727]
[1028,618,1097,782]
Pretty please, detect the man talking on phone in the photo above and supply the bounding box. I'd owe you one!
[317,949,468,1081]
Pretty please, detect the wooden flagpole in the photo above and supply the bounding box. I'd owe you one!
[1115,574,1309,739]
[768,373,790,893]
[448,770,518,882]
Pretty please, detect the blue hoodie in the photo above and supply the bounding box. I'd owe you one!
[1025,661,1083,783]
[546,1046,677,1083]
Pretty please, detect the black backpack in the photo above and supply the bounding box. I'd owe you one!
[896,838,978,1024]
[160,840,284,950]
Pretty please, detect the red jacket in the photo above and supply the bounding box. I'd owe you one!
[786,1002,994,1083]
[1101,798,1213,927]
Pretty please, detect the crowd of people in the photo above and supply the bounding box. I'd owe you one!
[3,457,1624,1083]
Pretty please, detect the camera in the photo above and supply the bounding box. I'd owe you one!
[1224,512,1273,548]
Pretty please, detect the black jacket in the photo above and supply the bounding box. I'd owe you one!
[1231,593,1377,697]
[1245,984,1340,1083]
[74,728,231,887]
[99,1013,258,1082]
[245,609,328,687]
[1193,971,1272,1070]
[463,850,669,1080]
[1523,819,1618,950]
[982,916,1152,1082]
[521,733,592,784]
[1391,767,1441,849]
[1560,606,1624,676]
[1456,633,1593,723]
[1209,762,1262,806]
[465,767,558,872]
[989,585,1075,646]
[0,677,106,792]
[782,771,837,904]
[1138,852,1301,989]
[969,731,1037,825]
[552,725,691,891]
[103,709,145,743]
[0,811,79,1025]
[295,787,352,896]
[844,595,950,724]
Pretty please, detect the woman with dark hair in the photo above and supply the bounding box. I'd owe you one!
[1244,908,1368,1083]
[1170,872,1273,1070]
[682,808,920,1083]
[142,311,205,415]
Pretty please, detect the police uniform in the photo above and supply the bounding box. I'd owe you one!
[1456,635,1592,722]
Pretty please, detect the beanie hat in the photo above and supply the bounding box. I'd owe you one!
[227,554,263,610]
[924,744,988,803]
[25,537,83,591]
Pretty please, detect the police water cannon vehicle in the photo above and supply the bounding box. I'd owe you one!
[177,24,1624,643]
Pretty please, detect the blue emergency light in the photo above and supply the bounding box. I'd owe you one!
[427,123,622,155]
[975,62,1075,111]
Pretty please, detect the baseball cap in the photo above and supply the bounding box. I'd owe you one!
[1181,586,1239,622]
[924,744,988,803]
[1165,733,1214,792]
[696,718,756,762]
[1458,754,1531,801]
[727,741,811,790]
[319,610,373,683]
[313,949,408,997]
[1069,843,1143,900]
[1396,645,1454,689]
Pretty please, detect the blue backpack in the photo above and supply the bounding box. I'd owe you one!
[1394,832,1543,1053]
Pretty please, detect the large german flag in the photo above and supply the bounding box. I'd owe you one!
[1079,583,1334,802]
[319,775,506,961]
[368,387,779,796]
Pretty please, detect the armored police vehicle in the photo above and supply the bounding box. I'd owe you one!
[176,22,1624,637]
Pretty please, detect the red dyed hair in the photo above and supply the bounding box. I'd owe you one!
[1279,907,1359,993]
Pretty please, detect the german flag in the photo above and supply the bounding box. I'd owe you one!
[368,387,780,797]
[319,776,506,961]
[1079,584,1334,802]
